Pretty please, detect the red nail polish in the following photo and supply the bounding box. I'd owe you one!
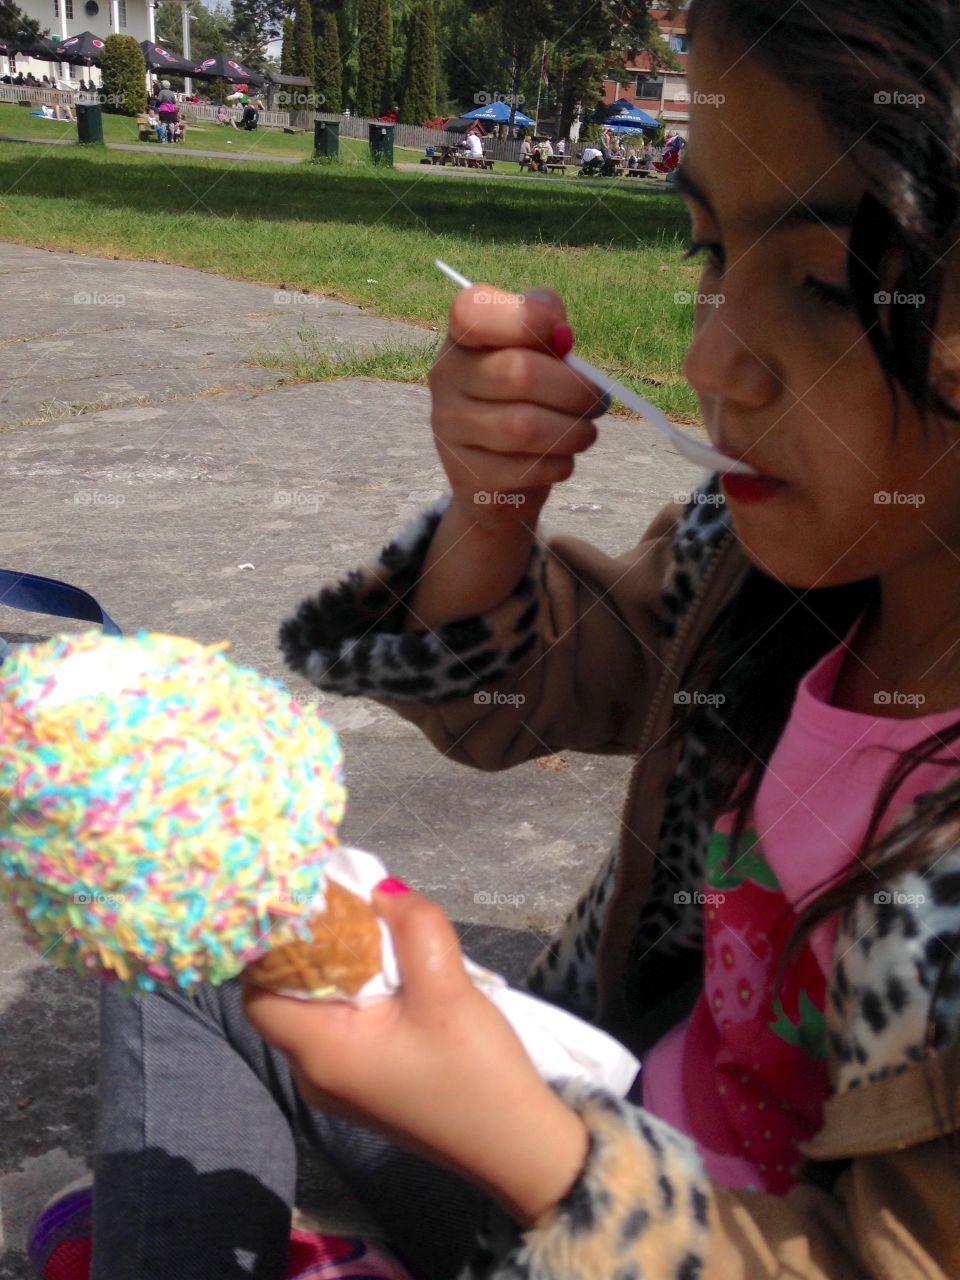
[549,323,574,358]
[375,877,412,896]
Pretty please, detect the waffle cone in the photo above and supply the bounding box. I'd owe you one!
[244,880,382,997]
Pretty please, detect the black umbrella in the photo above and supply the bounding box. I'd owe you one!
[52,31,106,65]
[140,41,196,76]
[12,32,66,60]
[191,52,266,86]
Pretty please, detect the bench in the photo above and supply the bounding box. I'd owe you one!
[544,160,569,175]
[137,113,158,142]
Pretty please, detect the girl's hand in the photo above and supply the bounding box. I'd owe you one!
[242,882,589,1225]
[427,285,606,530]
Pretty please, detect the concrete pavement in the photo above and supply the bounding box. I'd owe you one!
[0,240,700,1276]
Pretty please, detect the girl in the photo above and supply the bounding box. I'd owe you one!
[32,0,960,1277]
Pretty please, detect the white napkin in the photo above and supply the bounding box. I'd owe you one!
[265,845,640,1097]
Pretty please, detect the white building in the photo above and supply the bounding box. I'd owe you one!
[7,0,195,86]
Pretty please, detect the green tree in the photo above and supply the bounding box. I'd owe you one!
[398,0,436,125]
[280,16,295,73]
[314,12,342,112]
[354,0,391,116]
[230,0,289,67]
[0,0,44,43]
[155,1,233,56]
[100,34,147,116]
[291,0,315,79]
[378,0,393,115]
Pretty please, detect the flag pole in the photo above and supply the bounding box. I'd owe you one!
[533,39,547,129]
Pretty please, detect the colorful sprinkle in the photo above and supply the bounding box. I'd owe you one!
[0,630,345,995]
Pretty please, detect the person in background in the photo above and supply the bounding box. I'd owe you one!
[518,135,532,172]
[146,106,164,142]
[156,80,178,142]
[556,137,565,157]
[465,130,484,162]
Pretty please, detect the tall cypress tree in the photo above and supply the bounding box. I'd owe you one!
[378,0,393,116]
[292,0,316,80]
[315,11,342,112]
[354,0,378,117]
[279,16,295,74]
[398,0,437,125]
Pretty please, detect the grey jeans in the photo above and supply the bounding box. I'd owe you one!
[92,978,486,1280]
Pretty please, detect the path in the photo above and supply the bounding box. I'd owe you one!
[0,241,699,1277]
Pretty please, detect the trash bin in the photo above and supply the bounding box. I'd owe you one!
[368,121,394,166]
[76,100,103,145]
[314,118,340,159]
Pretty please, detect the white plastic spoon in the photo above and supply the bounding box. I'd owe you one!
[434,258,757,477]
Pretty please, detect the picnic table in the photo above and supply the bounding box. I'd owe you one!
[543,158,570,175]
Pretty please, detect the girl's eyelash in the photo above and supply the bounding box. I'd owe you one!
[684,241,723,270]
[684,242,856,311]
[801,277,856,310]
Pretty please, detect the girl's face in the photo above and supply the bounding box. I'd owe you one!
[681,33,960,590]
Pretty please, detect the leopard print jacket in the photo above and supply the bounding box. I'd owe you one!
[282,477,960,1280]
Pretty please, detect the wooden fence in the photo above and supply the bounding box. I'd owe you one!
[0,84,75,106]
[178,101,292,130]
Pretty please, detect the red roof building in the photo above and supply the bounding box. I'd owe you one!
[602,4,691,138]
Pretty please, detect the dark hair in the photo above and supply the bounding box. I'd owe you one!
[681,1,960,1023]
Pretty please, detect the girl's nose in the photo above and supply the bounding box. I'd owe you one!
[683,299,782,411]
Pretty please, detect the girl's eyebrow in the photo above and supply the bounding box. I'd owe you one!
[674,165,861,232]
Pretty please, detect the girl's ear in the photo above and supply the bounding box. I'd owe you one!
[930,335,960,410]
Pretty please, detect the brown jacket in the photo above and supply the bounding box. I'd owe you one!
[283,493,960,1279]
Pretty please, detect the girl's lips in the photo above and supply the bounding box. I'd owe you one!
[720,472,788,503]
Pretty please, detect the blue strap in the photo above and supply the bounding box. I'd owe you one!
[0,568,121,637]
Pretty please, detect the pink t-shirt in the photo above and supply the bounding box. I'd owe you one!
[642,626,960,1193]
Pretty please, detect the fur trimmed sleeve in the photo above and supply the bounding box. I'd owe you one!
[280,499,546,705]
[461,1081,712,1280]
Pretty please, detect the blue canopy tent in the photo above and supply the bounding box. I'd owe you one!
[460,101,536,127]
[606,107,660,130]
[610,97,640,113]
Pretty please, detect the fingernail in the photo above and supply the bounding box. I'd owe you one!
[375,877,412,896]
[549,323,575,358]
[524,289,555,305]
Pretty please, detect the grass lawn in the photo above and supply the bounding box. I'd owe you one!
[0,137,702,418]
[0,102,430,163]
